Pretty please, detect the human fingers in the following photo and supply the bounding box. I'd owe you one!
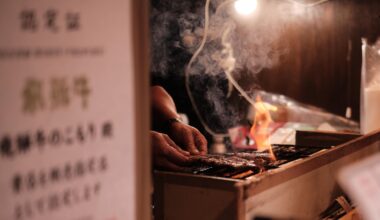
[155,157,187,171]
[163,134,190,156]
[193,129,208,155]
[151,131,190,165]
[169,123,199,155]
[160,135,191,165]
[181,128,199,155]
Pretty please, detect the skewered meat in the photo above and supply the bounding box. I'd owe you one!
[190,154,259,170]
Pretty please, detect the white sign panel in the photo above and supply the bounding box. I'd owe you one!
[339,153,380,220]
[0,1,137,220]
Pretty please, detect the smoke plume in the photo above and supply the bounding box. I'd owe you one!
[150,0,301,133]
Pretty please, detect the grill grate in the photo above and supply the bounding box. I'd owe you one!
[188,144,330,179]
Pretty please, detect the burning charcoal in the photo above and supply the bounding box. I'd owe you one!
[230,170,255,179]
[191,166,214,174]
[222,167,252,178]
[185,144,328,179]
[269,159,288,167]
[207,167,231,176]
[199,167,229,176]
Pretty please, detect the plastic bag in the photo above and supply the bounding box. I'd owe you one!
[361,38,380,134]
[228,90,359,149]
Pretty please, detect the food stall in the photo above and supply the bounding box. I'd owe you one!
[151,0,380,219]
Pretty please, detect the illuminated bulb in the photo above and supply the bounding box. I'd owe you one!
[234,0,258,16]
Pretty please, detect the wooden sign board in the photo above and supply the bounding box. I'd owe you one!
[0,0,150,219]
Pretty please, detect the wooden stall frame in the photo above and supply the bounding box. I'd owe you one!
[132,0,151,219]
[154,130,380,220]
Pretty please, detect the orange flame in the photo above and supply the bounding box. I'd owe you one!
[250,96,277,161]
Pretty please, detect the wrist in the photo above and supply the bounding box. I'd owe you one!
[164,116,182,131]
[166,116,182,126]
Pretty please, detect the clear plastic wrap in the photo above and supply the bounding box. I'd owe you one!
[228,90,359,149]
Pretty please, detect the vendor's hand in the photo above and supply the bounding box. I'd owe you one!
[151,131,191,171]
[168,121,208,155]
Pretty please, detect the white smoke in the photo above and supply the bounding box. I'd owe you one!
[150,0,303,133]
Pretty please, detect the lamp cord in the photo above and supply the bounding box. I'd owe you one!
[184,0,332,137]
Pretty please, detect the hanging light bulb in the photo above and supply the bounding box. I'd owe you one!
[234,0,258,15]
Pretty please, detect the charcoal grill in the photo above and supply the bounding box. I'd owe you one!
[153,130,380,220]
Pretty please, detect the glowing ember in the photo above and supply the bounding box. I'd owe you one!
[250,95,277,161]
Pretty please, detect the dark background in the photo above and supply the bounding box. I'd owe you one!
[256,0,380,121]
[151,0,380,137]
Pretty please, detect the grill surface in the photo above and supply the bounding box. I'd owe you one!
[154,131,380,220]
[186,144,329,179]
